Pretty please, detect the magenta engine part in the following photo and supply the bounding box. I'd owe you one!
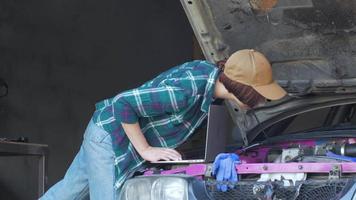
[144,138,356,177]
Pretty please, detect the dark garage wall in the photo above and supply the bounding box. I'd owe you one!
[0,0,193,199]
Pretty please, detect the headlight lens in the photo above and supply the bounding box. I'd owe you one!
[123,178,151,200]
[120,176,189,200]
[151,177,188,200]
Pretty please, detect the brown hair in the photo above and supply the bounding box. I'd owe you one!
[217,60,265,108]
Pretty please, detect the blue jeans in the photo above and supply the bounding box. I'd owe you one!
[40,119,118,200]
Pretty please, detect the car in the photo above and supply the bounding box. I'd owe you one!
[119,0,356,199]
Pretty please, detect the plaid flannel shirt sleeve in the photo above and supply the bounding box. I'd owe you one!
[112,86,189,124]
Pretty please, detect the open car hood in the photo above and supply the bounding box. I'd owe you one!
[181,0,356,94]
[180,0,356,145]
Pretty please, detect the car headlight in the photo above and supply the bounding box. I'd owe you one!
[122,178,151,200]
[119,176,189,200]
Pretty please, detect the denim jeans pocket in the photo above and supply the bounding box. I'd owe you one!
[84,119,112,145]
[99,133,112,146]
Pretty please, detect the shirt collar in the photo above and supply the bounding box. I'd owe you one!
[200,67,221,112]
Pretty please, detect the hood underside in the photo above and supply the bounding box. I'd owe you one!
[181,0,356,95]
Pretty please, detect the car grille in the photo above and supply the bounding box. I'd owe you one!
[205,178,354,200]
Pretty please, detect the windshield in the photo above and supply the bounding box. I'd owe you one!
[255,103,356,142]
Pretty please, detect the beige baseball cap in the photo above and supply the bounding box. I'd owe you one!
[224,49,287,100]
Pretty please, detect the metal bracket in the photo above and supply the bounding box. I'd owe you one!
[204,164,213,177]
[329,164,341,179]
[224,100,250,146]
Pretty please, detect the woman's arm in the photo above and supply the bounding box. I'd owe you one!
[121,122,182,162]
[113,86,190,161]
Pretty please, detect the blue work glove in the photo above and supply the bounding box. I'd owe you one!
[212,153,240,192]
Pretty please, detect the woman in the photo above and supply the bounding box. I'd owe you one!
[40,49,286,200]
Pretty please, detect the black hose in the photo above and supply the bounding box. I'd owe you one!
[331,143,356,157]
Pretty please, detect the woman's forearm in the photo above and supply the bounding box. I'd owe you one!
[121,122,150,154]
[121,122,182,162]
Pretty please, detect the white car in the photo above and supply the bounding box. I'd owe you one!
[120,1,356,199]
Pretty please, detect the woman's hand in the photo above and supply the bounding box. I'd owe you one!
[139,146,182,162]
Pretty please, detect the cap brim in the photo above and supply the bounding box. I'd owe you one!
[253,81,287,100]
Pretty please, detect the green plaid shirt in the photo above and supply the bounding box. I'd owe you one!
[92,60,220,189]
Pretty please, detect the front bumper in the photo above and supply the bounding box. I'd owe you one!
[119,175,356,200]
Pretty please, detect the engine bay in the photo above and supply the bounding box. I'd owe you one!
[208,138,356,200]
[143,138,356,199]
[237,138,356,181]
